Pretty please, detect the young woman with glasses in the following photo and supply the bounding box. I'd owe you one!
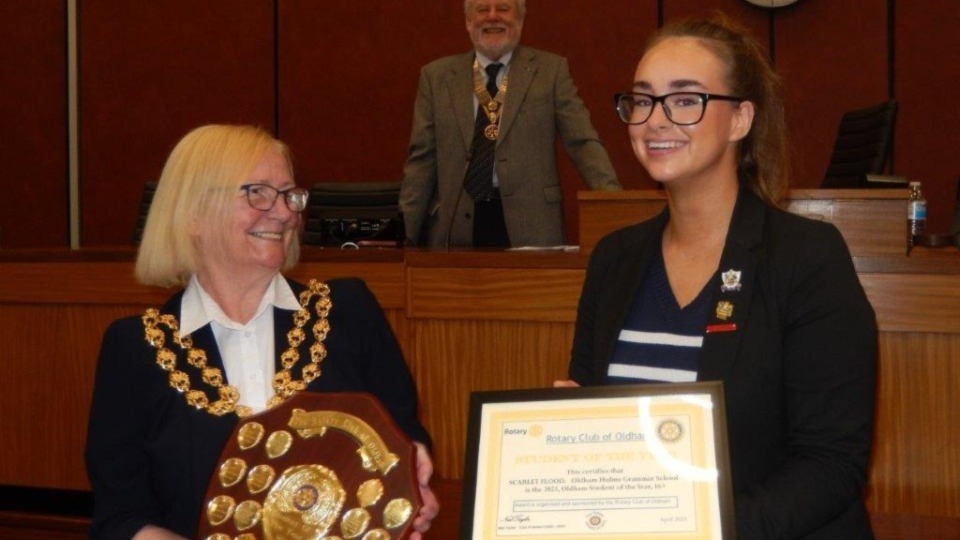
[557,16,877,539]
[85,125,438,540]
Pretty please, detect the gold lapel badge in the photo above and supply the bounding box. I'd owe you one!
[715,300,734,321]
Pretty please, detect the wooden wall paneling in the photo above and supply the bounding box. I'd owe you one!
[3,0,954,255]
[406,266,583,322]
[0,262,169,305]
[867,332,960,516]
[775,1,889,187]
[0,303,137,490]
[785,190,908,258]
[277,0,465,185]
[79,0,277,246]
[663,0,768,31]
[0,2,68,248]
[869,513,960,540]
[3,244,960,519]
[381,307,413,363]
[408,319,575,480]
[894,0,959,233]
[578,190,667,252]
[577,189,910,257]
[402,251,588,479]
[859,272,960,333]
[403,264,582,478]
[0,512,89,540]
[0,257,162,489]
[521,1,661,242]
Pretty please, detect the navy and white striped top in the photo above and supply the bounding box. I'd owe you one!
[606,248,714,384]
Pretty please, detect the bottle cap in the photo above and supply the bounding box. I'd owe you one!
[909,181,921,187]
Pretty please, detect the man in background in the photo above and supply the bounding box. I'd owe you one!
[401,0,620,248]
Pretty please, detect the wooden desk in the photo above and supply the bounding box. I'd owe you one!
[1,244,959,526]
[0,512,89,540]
[579,189,911,256]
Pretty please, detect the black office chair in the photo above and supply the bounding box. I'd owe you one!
[303,181,404,247]
[821,100,898,188]
[132,181,158,245]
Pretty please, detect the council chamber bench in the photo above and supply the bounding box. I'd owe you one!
[0,189,958,538]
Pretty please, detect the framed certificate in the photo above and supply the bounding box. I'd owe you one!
[459,382,735,539]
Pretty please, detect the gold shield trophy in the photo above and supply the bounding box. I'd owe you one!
[197,392,422,540]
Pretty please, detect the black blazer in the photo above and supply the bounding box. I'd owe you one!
[85,278,430,539]
[570,189,877,539]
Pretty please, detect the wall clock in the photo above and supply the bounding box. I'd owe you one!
[742,0,802,7]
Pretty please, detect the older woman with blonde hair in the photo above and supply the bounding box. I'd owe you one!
[86,124,438,539]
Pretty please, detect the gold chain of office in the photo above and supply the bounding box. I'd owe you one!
[141,279,332,418]
[472,59,508,140]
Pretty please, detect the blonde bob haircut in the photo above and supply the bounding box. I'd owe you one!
[135,124,299,288]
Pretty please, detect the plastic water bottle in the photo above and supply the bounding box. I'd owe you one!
[907,181,927,249]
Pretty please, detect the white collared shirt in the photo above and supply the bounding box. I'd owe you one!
[180,274,302,413]
[474,49,513,94]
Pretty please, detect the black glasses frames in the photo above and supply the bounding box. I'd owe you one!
[614,91,745,126]
[240,184,310,213]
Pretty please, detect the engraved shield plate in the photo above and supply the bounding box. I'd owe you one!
[197,392,422,540]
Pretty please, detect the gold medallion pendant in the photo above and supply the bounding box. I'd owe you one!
[472,58,507,144]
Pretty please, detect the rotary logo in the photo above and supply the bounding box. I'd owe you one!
[528,424,543,437]
[584,511,606,530]
[293,484,319,511]
[656,419,684,443]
